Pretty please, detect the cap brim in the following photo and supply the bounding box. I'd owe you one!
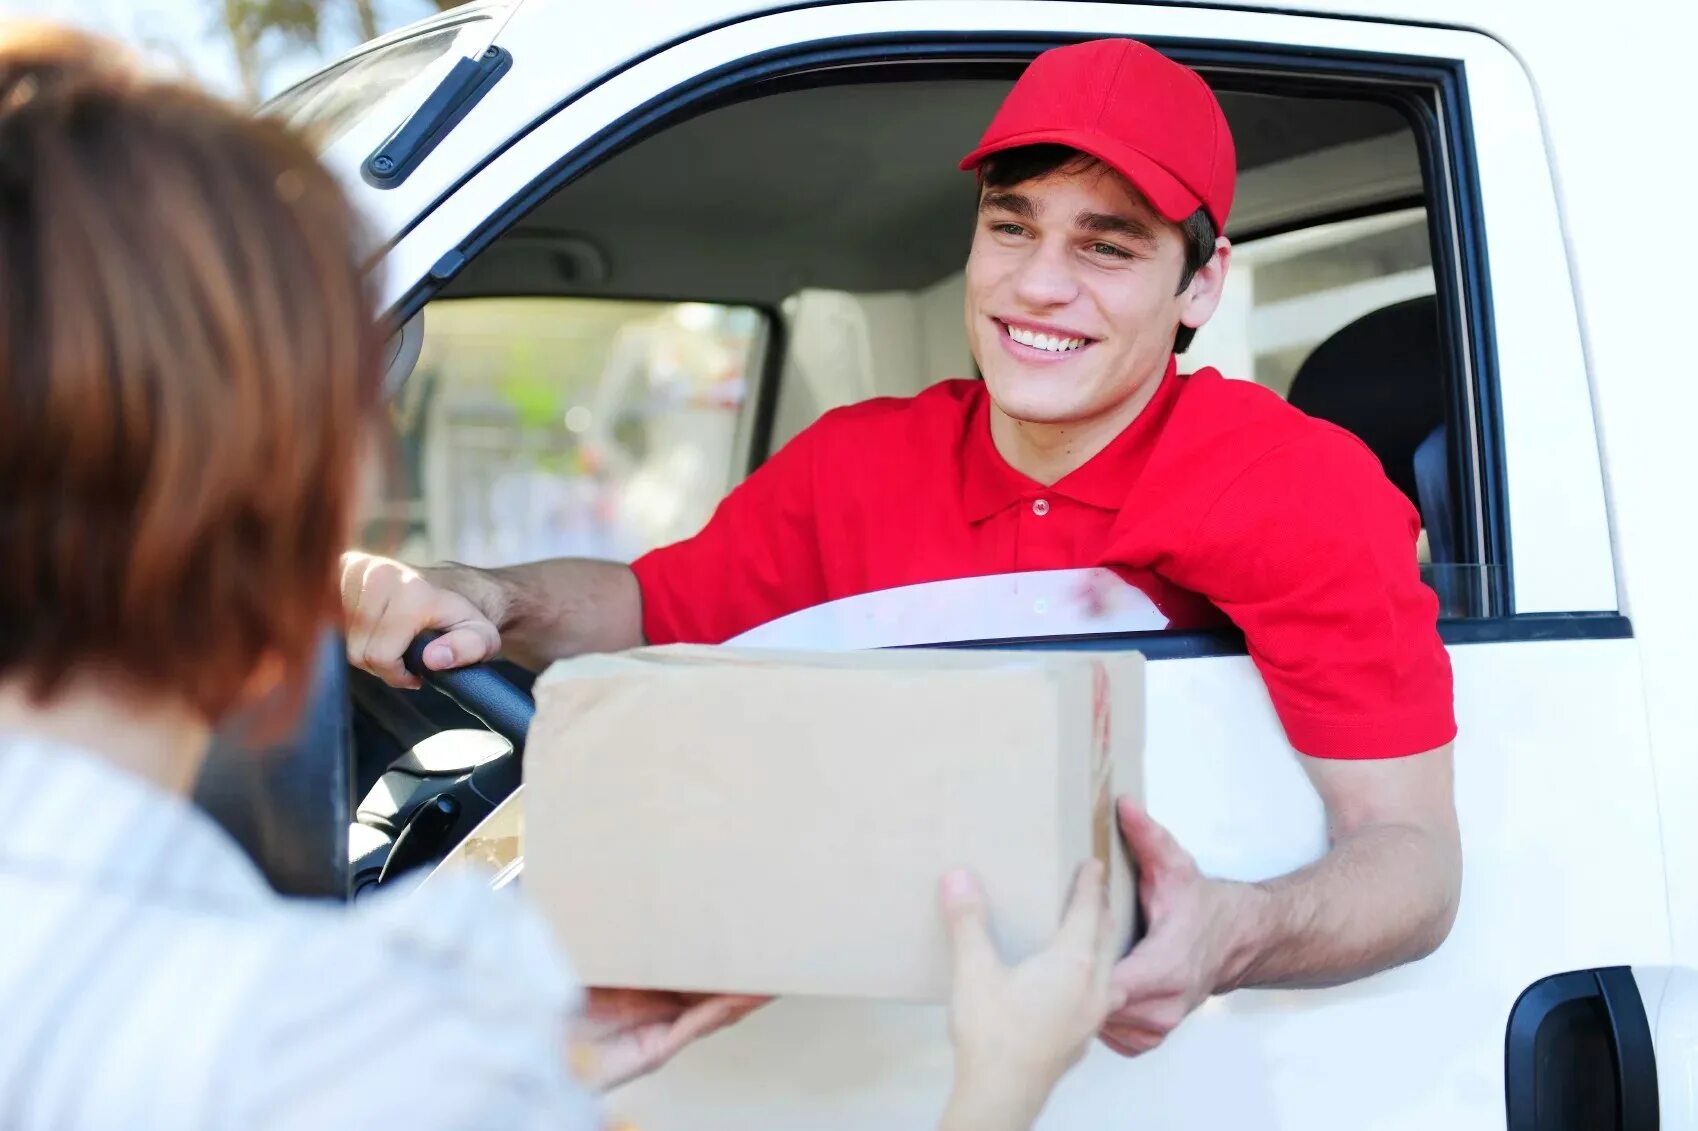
[960,129,1204,227]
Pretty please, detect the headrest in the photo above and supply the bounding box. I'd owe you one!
[1286,295,1445,508]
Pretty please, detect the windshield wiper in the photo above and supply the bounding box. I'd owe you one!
[362,0,529,189]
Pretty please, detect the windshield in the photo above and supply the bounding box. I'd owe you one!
[264,17,491,151]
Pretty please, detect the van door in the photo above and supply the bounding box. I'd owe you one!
[357,3,1666,1128]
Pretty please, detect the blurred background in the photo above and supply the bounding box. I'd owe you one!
[0,0,464,102]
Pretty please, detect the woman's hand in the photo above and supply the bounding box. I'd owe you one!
[567,989,769,1092]
[938,860,1123,1131]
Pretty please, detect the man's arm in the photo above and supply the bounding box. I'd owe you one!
[448,557,645,670]
[1099,742,1459,1056]
[1231,742,1460,988]
[342,553,642,688]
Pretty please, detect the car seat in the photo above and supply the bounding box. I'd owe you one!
[1285,294,1460,582]
[191,631,352,899]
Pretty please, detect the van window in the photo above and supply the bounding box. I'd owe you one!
[1188,207,1433,395]
[362,298,767,566]
[408,58,1493,629]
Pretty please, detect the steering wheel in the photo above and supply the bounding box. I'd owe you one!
[401,629,536,749]
[371,630,536,883]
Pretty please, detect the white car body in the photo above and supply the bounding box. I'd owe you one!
[282,2,1698,1127]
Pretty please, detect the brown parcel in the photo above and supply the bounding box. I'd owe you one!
[521,645,1145,1003]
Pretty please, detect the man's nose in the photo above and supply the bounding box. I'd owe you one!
[1010,239,1080,309]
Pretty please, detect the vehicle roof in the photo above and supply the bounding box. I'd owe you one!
[469,0,1660,61]
[450,0,1649,43]
[311,0,1679,452]
[303,0,1663,229]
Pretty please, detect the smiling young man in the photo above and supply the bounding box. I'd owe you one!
[343,39,1461,1055]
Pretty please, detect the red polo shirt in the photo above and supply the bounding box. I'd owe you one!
[631,360,1455,759]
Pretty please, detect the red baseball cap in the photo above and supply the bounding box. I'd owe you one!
[960,39,1237,233]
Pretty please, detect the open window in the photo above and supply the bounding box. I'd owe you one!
[371,43,1505,634]
[363,298,768,566]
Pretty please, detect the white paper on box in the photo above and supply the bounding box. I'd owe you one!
[519,646,1144,1002]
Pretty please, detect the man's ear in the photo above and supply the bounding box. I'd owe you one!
[1178,237,1232,331]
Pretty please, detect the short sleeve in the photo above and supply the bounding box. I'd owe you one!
[1169,430,1456,759]
[222,873,601,1131]
[631,419,830,645]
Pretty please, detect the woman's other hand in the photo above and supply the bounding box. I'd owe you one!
[938,860,1122,1131]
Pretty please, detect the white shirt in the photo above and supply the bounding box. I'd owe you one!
[0,736,601,1131]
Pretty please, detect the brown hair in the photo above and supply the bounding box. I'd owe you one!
[0,25,385,722]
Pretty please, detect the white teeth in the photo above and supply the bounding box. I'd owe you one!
[1006,324,1087,353]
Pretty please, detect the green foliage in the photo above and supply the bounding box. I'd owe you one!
[210,0,475,101]
[237,0,323,44]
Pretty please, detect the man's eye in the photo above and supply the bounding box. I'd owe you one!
[1091,242,1133,259]
[991,222,1026,236]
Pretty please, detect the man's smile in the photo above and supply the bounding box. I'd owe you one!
[993,317,1100,361]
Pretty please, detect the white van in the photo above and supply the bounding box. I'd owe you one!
[213,2,1698,1127]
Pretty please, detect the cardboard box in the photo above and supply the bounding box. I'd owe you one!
[520,646,1144,1002]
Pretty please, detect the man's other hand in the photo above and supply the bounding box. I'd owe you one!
[1098,798,1262,1057]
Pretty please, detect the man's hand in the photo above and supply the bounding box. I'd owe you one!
[1098,798,1261,1057]
[938,861,1123,1131]
[568,989,769,1092]
[340,551,503,688]
[1101,743,1460,1057]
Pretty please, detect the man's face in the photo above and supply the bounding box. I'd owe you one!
[965,163,1202,427]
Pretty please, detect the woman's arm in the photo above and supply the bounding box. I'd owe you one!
[561,861,1118,1129]
[938,860,1122,1131]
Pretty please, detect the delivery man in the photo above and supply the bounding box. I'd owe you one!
[343,39,1461,1058]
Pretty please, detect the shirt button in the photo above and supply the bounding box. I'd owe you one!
[1032,498,1051,517]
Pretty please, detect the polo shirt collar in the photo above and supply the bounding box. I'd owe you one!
[961,355,1181,522]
